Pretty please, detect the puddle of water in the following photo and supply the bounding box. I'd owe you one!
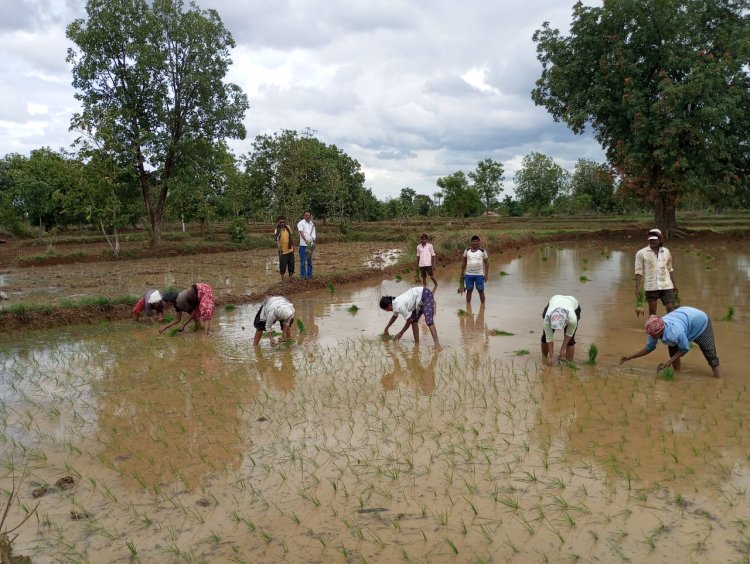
[1,239,749,562]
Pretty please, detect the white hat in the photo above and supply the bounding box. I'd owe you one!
[549,308,568,330]
[648,228,662,240]
[148,290,163,304]
[277,302,295,321]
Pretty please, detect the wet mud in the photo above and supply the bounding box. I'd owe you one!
[0,238,748,562]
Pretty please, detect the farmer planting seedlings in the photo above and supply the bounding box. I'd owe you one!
[541,295,581,364]
[619,307,721,378]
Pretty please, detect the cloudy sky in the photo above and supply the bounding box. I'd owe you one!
[0,0,604,200]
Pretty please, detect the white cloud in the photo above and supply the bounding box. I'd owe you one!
[0,0,605,200]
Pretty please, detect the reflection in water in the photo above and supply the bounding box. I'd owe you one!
[254,347,295,391]
[96,338,256,489]
[381,346,438,394]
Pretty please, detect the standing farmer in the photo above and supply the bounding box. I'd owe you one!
[274,216,295,283]
[416,233,438,288]
[297,210,316,280]
[634,228,677,316]
[459,235,489,304]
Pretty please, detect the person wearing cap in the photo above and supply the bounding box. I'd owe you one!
[541,295,580,363]
[634,228,677,316]
[253,296,296,345]
[379,286,440,347]
[159,283,216,335]
[619,307,721,378]
[132,289,167,322]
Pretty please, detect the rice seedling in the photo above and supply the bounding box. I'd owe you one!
[489,329,514,336]
[347,304,359,314]
[327,282,335,293]
[635,287,646,316]
[579,275,590,282]
[659,367,676,381]
[513,349,530,356]
[457,309,468,316]
[723,305,735,321]
[224,304,236,311]
[296,318,306,333]
[500,271,509,276]
[587,343,598,365]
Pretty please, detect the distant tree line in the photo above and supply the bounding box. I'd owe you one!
[2,0,749,246]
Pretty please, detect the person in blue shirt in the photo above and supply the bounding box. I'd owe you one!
[619,306,721,378]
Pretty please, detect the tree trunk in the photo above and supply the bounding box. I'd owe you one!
[653,189,678,238]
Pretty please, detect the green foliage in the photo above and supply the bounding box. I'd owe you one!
[468,158,504,215]
[514,153,567,215]
[532,0,750,233]
[659,367,676,381]
[228,217,246,244]
[723,305,735,321]
[66,0,249,245]
[587,343,598,365]
[347,304,359,314]
[296,318,306,333]
[243,129,370,222]
[437,171,483,218]
[489,329,515,336]
[224,304,236,311]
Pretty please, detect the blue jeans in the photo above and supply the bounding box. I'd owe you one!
[299,245,313,278]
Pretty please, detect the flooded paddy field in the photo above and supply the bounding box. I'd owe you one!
[1,239,749,562]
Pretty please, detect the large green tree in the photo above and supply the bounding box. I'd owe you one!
[243,129,369,222]
[468,158,504,215]
[569,159,617,213]
[514,152,567,215]
[67,0,249,245]
[436,171,483,218]
[532,0,750,235]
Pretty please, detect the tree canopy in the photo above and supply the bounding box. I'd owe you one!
[532,0,750,234]
[514,152,567,215]
[468,158,504,215]
[243,129,374,222]
[66,0,249,245]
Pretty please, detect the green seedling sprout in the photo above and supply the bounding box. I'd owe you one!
[723,305,735,321]
[347,304,359,314]
[635,287,646,317]
[579,275,590,282]
[489,329,514,336]
[224,304,236,311]
[587,343,598,365]
[659,366,676,381]
[296,318,305,333]
[457,309,468,316]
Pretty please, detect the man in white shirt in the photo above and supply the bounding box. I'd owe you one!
[379,287,440,347]
[541,295,580,363]
[634,228,677,315]
[253,296,295,345]
[459,235,489,304]
[297,210,317,280]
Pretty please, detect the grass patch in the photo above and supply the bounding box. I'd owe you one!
[659,366,676,381]
[587,343,598,365]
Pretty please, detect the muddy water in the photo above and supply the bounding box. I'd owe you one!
[1,239,749,562]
